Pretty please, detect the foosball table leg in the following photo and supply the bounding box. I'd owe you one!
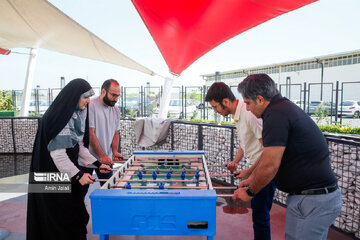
[207,236,214,240]
[99,234,109,240]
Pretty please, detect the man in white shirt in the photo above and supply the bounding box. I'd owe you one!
[79,79,123,198]
[205,82,276,240]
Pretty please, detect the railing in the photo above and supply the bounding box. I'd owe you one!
[0,117,359,238]
[5,80,360,125]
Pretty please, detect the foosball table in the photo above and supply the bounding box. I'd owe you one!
[90,150,217,240]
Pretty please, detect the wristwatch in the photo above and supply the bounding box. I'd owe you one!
[246,187,255,197]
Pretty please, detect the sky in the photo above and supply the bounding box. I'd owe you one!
[1,0,360,90]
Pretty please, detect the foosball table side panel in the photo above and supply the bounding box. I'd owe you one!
[90,189,217,237]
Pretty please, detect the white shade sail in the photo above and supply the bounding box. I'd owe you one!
[0,0,155,75]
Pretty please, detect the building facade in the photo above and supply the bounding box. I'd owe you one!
[202,50,360,103]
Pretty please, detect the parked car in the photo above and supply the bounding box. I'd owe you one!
[168,99,197,118]
[338,100,360,118]
[291,99,307,110]
[322,102,337,116]
[28,101,51,116]
[307,101,337,116]
[307,101,325,115]
[39,101,51,115]
[121,96,152,116]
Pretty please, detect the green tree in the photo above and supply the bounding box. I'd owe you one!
[0,91,13,111]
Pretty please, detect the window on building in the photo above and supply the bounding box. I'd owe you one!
[338,57,342,66]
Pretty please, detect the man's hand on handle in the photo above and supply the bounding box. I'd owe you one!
[226,161,238,172]
[232,187,252,202]
[100,155,113,165]
[234,168,251,180]
[112,152,124,162]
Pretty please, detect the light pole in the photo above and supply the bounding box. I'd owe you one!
[316,59,324,101]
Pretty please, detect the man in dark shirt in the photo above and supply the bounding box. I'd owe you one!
[234,74,342,239]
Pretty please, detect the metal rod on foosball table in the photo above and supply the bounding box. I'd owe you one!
[115,179,204,183]
[207,164,227,167]
[132,160,202,164]
[99,168,122,172]
[135,157,201,161]
[113,159,128,163]
[140,173,205,177]
[110,185,208,189]
[95,179,108,182]
[213,186,238,190]
[125,168,204,172]
[217,194,235,198]
[210,174,235,177]
[130,163,203,167]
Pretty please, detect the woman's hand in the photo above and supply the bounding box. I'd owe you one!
[99,164,112,174]
[78,173,95,186]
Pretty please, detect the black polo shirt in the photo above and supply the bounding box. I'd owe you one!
[262,94,337,193]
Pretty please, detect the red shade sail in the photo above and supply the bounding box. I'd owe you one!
[132,0,317,75]
[0,48,11,55]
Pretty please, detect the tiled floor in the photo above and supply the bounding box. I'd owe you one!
[0,176,355,240]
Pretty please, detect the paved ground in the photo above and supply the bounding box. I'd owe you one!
[0,174,355,240]
[311,116,360,127]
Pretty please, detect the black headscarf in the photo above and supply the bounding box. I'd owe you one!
[27,78,93,240]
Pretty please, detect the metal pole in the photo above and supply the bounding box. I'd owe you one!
[60,76,65,88]
[198,125,203,150]
[170,121,174,150]
[181,85,184,119]
[184,86,187,119]
[303,82,307,112]
[335,81,339,123]
[20,48,38,116]
[140,86,144,117]
[215,71,220,82]
[316,59,324,101]
[11,90,16,110]
[146,82,150,116]
[48,88,51,105]
[340,83,344,126]
[120,86,124,117]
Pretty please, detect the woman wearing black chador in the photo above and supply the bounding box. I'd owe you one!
[26,78,111,240]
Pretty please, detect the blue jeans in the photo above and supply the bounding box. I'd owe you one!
[251,181,276,240]
[78,165,113,199]
[285,188,342,240]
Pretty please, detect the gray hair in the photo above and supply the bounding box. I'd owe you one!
[237,74,279,101]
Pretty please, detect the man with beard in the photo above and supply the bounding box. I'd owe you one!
[235,74,342,239]
[205,82,276,240]
[79,79,123,198]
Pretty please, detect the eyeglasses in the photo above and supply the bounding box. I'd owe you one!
[107,91,120,98]
[211,103,221,111]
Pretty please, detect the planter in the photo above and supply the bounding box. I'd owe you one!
[0,111,16,117]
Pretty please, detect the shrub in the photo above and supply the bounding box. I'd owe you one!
[318,125,360,134]
[184,118,360,135]
[0,91,13,111]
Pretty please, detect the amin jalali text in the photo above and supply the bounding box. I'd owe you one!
[44,184,71,191]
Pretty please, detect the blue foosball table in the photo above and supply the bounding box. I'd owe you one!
[90,150,217,240]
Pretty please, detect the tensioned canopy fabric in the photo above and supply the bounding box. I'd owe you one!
[0,48,11,55]
[0,0,155,75]
[131,0,317,75]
